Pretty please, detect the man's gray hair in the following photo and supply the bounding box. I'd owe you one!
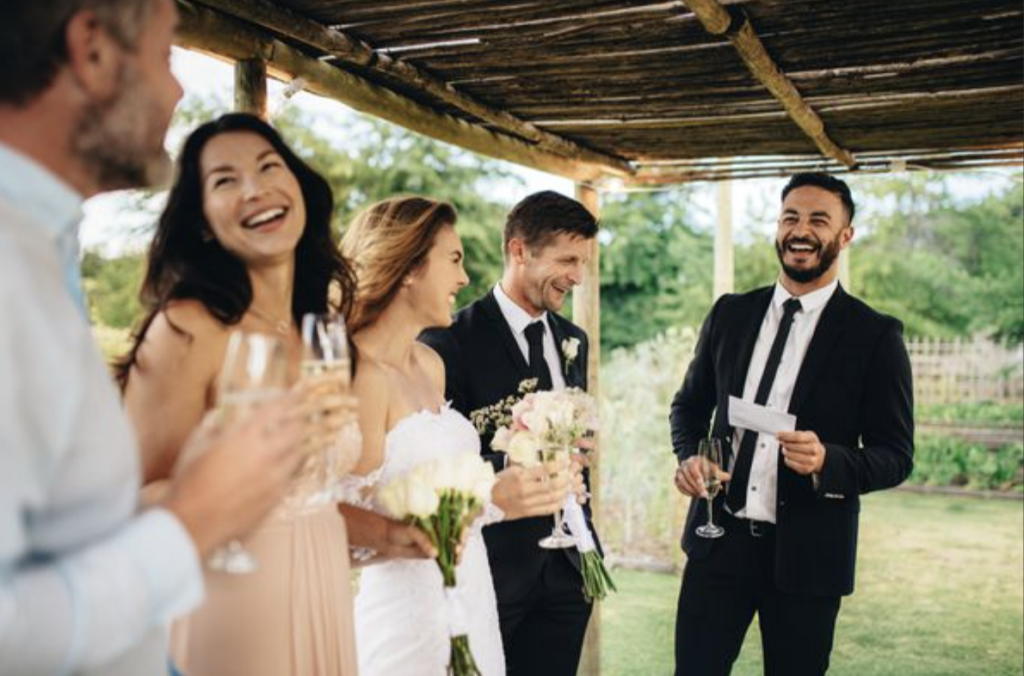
[0,0,154,105]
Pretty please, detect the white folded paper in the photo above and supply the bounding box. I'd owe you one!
[728,396,797,437]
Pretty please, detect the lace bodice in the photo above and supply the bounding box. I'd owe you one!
[338,405,500,522]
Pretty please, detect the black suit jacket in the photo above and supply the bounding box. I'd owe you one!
[421,290,594,603]
[670,285,914,597]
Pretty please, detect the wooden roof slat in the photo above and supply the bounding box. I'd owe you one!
[176,0,1023,183]
[682,0,857,168]
[190,0,636,177]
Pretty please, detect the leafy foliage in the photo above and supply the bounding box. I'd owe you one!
[599,191,714,350]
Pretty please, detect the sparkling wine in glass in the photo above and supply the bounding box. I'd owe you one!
[207,331,290,574]
[538,445,577,550]
[695,438,726,539]
[300,313,352,505]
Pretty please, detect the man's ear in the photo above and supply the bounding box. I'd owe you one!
[507,237,528,265]
[63,10,124,101]
[841,225,856,250]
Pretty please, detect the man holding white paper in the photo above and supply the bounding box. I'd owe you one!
[669,173,915,676]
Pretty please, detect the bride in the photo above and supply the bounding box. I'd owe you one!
[338,197,573,676]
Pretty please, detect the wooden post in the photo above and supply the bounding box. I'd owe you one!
[574,183,602,676]
[714,179,735,299]
[235,57,268,118]
[839,249,852,291]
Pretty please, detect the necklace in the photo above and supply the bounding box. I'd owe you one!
[248,305,294,336]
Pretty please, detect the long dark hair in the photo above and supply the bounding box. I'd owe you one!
[115,112,356,389]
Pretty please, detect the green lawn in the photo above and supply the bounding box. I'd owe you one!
[602,492,1024,676]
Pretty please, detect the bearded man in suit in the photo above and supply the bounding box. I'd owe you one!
[670,173,915,676]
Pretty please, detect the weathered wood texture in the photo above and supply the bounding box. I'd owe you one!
[183,0,1023,180]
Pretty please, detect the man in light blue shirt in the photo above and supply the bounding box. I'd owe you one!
[0,2,311,674]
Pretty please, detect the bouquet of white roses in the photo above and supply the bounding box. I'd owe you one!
[377,454,497,676]
[491,388,616,602]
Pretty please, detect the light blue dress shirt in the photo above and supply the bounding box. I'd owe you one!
[0,141,204,675]
[0,144,88,316]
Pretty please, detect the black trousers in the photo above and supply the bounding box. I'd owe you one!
[500,551,593,676]
[675,513,842,676]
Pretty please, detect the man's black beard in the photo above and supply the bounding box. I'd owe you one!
[775,235,842,284]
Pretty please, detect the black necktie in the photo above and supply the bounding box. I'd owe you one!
[524,321,554,392]
[727,297,803,514]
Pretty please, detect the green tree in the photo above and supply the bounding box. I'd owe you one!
[599,190,713,350]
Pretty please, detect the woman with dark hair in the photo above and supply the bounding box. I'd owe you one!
[119,112,363,675]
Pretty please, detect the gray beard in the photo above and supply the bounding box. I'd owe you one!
[71,65,172,192]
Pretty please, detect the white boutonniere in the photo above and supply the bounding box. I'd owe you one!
[561,337,581,377]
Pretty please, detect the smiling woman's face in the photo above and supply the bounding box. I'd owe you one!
[199,131,306,267]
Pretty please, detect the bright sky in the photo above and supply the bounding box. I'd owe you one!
[80,48,1017,255]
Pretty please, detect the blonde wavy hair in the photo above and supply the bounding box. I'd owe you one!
[341,196,458,334]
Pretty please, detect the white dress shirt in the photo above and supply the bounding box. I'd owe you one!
[732,279,839,524]
[0,142,204,675]
[493,283,568,391]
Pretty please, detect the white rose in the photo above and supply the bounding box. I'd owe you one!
[507,431,543,466]
[451,454,481,493]
[492,426,513,451]
[377,481,408,519]
[406,472,441,518]
[472,463,496,504]
[562,337,580,361]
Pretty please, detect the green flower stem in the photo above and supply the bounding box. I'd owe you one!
[580,550,618,602]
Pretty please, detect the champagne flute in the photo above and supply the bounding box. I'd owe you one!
[207,331,291,574]
[538,444,577,550]
[300,313,351,505]
[695,438,726,539]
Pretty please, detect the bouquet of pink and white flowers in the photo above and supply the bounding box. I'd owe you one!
[491,388,616,602]
[377,453,497,676]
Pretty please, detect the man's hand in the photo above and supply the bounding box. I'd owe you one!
[777,430,827,476]
[492,464,570,521]
[163,394,308,558]
[674,456,731,499]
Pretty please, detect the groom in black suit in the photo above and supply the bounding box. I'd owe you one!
[670,173,915,676]
[422,191,599,676]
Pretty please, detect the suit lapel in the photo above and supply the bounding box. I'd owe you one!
[788,286,852,415]
[479,291,531,381]
[730,288,774,398]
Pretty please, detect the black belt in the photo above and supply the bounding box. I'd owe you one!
[722,510,775,539]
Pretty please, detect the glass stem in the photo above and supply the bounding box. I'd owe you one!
[706,496,715,529]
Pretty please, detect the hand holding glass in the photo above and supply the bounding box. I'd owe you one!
[695,438,726,539]
[300,313,352,505]
[207,331,290,574]
[538,446,576,550]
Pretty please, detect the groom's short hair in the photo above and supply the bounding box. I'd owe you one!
[504,191,598,256]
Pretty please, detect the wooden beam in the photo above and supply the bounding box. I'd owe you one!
[174,0,617,183]
[682,0,858,168]
[574,183,602,676]
[235,58,267,118]
[714,177,734,299]
[190,0,634,179]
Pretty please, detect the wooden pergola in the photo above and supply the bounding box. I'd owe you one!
[173,1,1024,672]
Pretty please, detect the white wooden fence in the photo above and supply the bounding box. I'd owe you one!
[906,337,1024,405]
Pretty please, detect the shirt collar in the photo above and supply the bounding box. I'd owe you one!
[0,141,84,242]
[773,278,839,314]
[494,282,547,337]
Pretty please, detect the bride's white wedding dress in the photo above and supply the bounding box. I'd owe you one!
[338,405,506,676]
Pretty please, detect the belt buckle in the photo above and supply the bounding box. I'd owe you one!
[749,520,766,538]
